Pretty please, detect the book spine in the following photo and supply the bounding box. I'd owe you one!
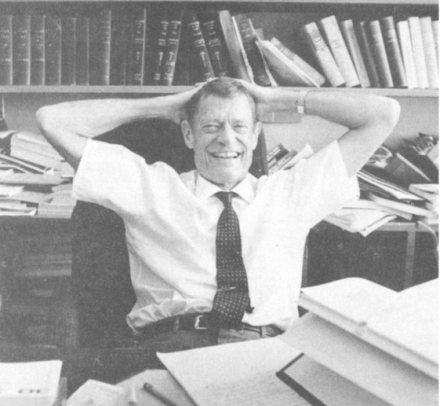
[319,15,360,87]
[75,17,90,86]
[369,20,394,88]
[90,9,112,86]
[161,10,184,86]
[61,17,76,86]
[126,7,147,85]
[419,17,438,89]
[357,21,381,88]
[234,14,271,86]
[0,15,13,85]
[45,15,62,86]
[397,20,418,89]
[408,17,429,89]
[340,19,370,88]
[218,10,251,82]
[271,37,325,86]
[12,14,31,85]
[432,20,439,64]
[186,11,215,82]
[110,11,128,86]
[30,15,45,85]
[152,17,170,85]
[302,22,345,87]
[201,13,230,77]
[380,16,407,88]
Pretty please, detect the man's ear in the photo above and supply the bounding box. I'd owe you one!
[252,121,263,150]
[181,120,195,149]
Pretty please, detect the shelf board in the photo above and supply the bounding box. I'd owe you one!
[0,0,436,4]
[0,86,437,98]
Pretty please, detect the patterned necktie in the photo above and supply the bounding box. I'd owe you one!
[211,191,251,327]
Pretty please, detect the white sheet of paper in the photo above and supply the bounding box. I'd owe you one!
[158,338,311,406]
[67,380,124,406]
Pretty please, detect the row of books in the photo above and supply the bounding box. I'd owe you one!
[0,8,437,89]
[0,131,75,217]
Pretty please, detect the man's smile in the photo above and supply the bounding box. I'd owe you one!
[210,152,241,159]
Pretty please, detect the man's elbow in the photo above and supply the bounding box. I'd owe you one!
[36,106,58,138]
[377,97,401,132]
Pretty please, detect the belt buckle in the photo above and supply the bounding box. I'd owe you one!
[194,314,209,330]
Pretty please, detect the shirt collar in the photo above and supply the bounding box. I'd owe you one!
[195,172,256,203]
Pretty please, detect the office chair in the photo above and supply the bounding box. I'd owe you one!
[71,119,268,348]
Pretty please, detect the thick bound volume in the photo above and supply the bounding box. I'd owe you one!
[357,21,381,88]
[369,20,394,88]
[75,17,90,85]
[302,22,345,87]
[397,20,418,89]
[126,7,148,85]
[90,9,112,85]
[61,17,76,85]
[12,14,31,85]
[419,17,438,89]
[45,15,62,86]
[408,17,429,89]
[30,15,45,85]
[380,17,407,88]
[0,16,13,85]
[110,10,128,85]
[152,16,170,85]
[186,11,215,82]
[340,19,370,88]
[433,20,439,63]
[201,10,230,77]
[319,15,360,87]
[218,10,251,82]
[234,14,272,86]
[161,9,184,86]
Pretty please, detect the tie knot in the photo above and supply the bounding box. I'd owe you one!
[216,191,234,208]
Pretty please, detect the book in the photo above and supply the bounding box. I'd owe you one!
[432,20,439,63]
[301,22,345,87]
[408,17,429,89]
[269,149,298,175]
[90,9,112,85]
[218,10,252,82]
[75,17,90,86]
[126,7,148,85]
[231,15,255,84]
[161,8,184,86]
[340,19,370,88]
[61,17,76,85]
[200,10,230,77]
[45,15,62,86]
[30,14,45,85]
[259,39,317,87]
[397,20,418,89]
[369,20,394,88]
[152,15,170,85]
[366,191,432,217]
[233,14,274,86]
[110,10,128,86]
[291,278,438,380]
[0,360,63,406]
[267,143,289,164]
[10,147,62,171]
[12,14,31,85]
[357,21,381,88]
[384,151,433,187]
[419,17,439,89]
[380,16,407,88]
[270,38,325,86]
[0,152,52,174]
[186,11,215,82]
[319,15,360,87]
[0,15,13,85]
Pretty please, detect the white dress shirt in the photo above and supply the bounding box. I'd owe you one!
[73,139,359,331]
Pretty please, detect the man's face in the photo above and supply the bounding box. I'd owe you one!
[182,94,262,190]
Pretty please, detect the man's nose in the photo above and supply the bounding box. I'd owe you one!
[217,125,235,145]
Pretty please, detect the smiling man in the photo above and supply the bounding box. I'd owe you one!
[36,77,400,351]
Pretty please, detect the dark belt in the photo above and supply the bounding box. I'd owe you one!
[138,313,283,339]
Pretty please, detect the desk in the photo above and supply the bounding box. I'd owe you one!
[0,343,163,396]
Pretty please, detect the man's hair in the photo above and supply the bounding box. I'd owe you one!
[185,77,258,125]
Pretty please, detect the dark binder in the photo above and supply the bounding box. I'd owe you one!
[30,14,45,85]
[45,15,62,86]
[61,17,76,85]
[12,14,31,85]
[0,15,13,85]
[90,9,112,85]
[76,17,90,86]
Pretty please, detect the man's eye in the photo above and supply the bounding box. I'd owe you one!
[203,125,218,133]
[234,124,248,131]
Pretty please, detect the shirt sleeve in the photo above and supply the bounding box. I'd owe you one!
[286,140,359,227]
[72,138,180,218]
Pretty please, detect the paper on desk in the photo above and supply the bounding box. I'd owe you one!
[158,338,311,406]
[118,369,195,406]
[67,380,124,406]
